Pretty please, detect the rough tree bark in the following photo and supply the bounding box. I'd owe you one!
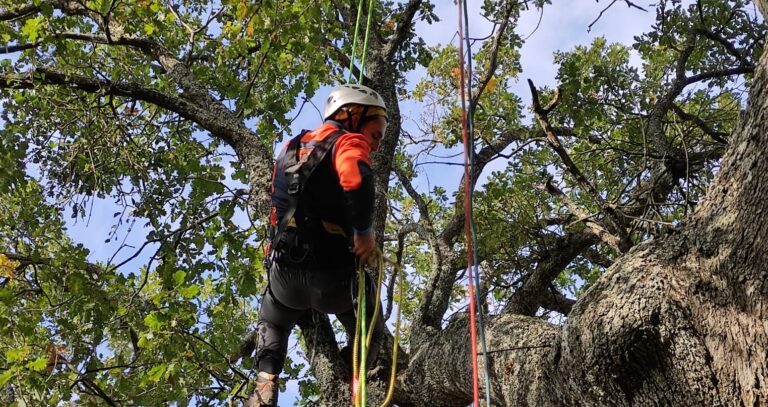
[389,9,768,406]
[4,0,765,404]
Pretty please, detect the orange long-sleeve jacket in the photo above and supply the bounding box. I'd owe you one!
[269,122,375,262]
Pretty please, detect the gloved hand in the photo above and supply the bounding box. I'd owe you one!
[353,231,377,264]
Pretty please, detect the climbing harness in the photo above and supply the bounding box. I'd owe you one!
[457,0,493,405]
[264,129,347,267]
[352,247,403,407]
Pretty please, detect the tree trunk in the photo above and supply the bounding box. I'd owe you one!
[345,15,768,407]
[300,4,768,406]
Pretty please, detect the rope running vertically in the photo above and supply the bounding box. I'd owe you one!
[347,2,402,406]
[461,0,493,405]
[456,0,481,404]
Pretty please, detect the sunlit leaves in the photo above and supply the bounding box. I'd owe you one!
[20,17,44,43]
[0,0,762,404]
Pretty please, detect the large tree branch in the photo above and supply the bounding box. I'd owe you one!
[414,128,531,333]
[393,165,434,232]
[439,127,528,244]
[2,65,273,212]
[646,33,697,157]
[0,43,38,54]
[384,0,423,60]
[53,31,158,52]
[14,0,275,210]
[503,146,692,319]
[0,30,160,57]
[684,66,755,85]
[402,312,559,405]
[504,230,599,316]
[0,67,238,144]
[295,312,351,406]
[759,0,768,20]
[528,80,632,252]
[539,287,577,315]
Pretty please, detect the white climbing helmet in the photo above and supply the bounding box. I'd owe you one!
[323,84,387,121]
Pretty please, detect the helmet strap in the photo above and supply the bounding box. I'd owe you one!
[343,107,355,133]
[355,106,370,133]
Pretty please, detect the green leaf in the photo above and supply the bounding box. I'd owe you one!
[178,285,200,299]
[236,2,248,21]
[21,17,44,43]
[99,0,112,15]
[173,270,187,286]
[0,369,15,386]
[0,287,13,303]
[27,357,49,372]
[147,364,167,382]
[144,312,163,331]
[6,345,30,363]
[137,332,152,349]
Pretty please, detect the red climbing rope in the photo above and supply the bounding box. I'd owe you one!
[457,1,480,405]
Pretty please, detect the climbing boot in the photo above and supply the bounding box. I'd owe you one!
[244,372,279,407]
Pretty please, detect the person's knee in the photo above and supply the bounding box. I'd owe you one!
[255,320,289,374]
[256,348,285,375]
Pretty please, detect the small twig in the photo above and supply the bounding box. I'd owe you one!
[181,330,249,381]
[588,0,647,32]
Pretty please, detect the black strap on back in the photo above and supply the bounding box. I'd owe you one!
[270,129,347,252]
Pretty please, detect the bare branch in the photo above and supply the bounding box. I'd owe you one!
[528,79,631,252]
[685,66,755,85]
[384,0,423,60]
[671,104,729,144]
[588,0,647,32]
[0,43,39,54]
[537,178,623,251]
[393,166,433,229]
[0,3,40,21]
[471,1,516,110]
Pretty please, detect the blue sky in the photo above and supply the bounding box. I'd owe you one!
[49,0,663,405]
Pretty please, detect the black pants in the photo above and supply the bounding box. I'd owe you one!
[255,259,386,374]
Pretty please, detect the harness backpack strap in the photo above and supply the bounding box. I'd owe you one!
[270,129,347,253]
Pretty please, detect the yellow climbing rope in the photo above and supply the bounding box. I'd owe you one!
[352,247,404,407]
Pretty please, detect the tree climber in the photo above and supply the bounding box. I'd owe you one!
[246,84,389,407]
